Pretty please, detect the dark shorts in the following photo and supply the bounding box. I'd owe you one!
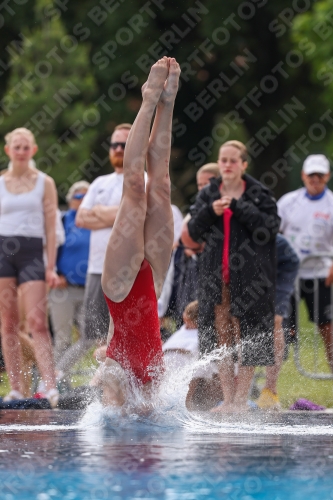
[275,269,298,318]
[290,278,332,327]
[82,273,109,340]
[0,235,45,285]
[275,289,292,318]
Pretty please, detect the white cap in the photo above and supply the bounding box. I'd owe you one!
[302,154,330,175]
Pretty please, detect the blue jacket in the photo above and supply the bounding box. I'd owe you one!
[276,233,299,273]
[56,210,90,286]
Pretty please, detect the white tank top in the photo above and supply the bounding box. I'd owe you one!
[0,172,46,238]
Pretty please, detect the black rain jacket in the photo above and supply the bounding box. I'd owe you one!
[188,174,281,366]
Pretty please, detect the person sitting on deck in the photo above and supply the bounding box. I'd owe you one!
[163,300,223,411]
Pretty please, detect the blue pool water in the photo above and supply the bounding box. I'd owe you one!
[1,408,333,499]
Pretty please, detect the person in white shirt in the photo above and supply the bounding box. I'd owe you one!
[163,300,199,367]
[163,300,221,411]
[278,154,333,371]
[56,124,131,375]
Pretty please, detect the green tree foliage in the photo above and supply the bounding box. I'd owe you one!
[0,0,98,202]
[0,0,38,103]
[59,0,328,203]
[1,0,333,205]
[292,1,333,162]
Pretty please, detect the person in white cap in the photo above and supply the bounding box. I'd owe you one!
[277,154,333,371]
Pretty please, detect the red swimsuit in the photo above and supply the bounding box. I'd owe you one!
[104,259,163,385]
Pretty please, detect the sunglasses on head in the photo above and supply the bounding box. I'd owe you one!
[110,142,126,150]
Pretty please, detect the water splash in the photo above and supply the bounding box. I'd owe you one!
[79,348,333,436]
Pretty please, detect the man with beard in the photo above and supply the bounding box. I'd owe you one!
[55,125,132,378]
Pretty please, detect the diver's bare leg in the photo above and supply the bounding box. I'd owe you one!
[144,58,181,297]
[102,57,169,302]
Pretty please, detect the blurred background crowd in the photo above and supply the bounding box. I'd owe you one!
[1,0,333,410]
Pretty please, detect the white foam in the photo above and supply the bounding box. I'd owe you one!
[0,425,79,432]
[181,413,333,435]
[188,424,333,436]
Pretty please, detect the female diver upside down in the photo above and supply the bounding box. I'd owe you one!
[92,57,181,408]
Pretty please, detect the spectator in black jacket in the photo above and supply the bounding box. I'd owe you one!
[182,140,280,413]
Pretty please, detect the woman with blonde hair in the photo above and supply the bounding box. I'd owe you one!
[0,127,59,406]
